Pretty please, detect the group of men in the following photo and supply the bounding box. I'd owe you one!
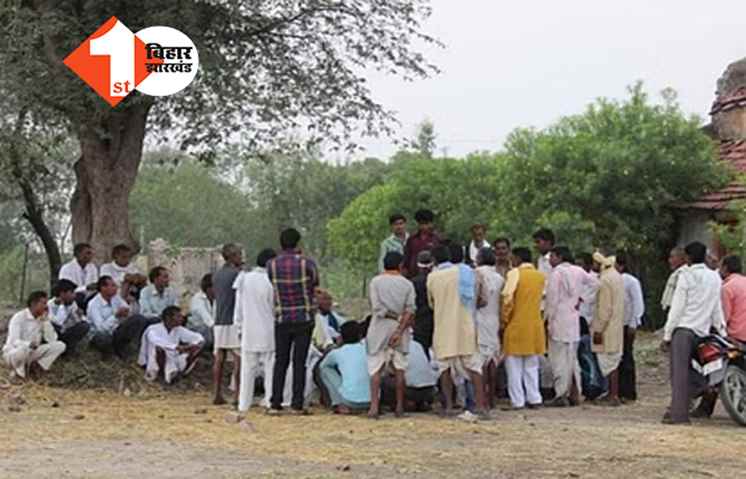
[2,241,206,384]
[372,212,644,419]
[4,210,745,425]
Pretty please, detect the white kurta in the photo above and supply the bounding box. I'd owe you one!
[59,260,99,294]
[475,266,504,362]
[622,273,645,329]
[233,267,276,412]
[100,261,140,287]
[3,309,66,378]
[138,323,203,383]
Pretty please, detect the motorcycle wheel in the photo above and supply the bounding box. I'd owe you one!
[720,364,746,427]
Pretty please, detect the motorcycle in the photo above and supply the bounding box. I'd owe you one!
[693,334,746,426]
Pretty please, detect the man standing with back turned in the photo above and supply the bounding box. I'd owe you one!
[267,228,320,415]
[662,241,726,425]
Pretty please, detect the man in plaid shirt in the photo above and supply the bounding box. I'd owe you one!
[267,228,319,414]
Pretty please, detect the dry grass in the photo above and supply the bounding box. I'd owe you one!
[2,333,746,478]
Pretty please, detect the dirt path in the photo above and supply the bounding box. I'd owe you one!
[2,334,746,478]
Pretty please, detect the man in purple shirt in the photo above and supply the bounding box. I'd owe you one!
[267,228,320,414]
[402,209,441,279]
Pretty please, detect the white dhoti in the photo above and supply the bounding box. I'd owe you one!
[548,339,581,398]
[367,347,408,375]
[143,346,191,384]
[436,353,483,379]
[596,352,622,377]
[239,350,274,412]
[3,341,66,378]
[505,354,542,408]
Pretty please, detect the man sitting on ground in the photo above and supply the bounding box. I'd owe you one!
[48,279,90,354]
[381,336,437,412]
[189,273,215,351]
[87,276,152,358]
[367,251,416,418]
[312,290,348,351]
[319,321,371,414]
[59,242,99,309]
[3,291,66,380]
[100,244,146,306]
[140,266,178,319]
[138,306,204,384]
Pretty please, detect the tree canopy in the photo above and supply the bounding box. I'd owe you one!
[328,84,730,274]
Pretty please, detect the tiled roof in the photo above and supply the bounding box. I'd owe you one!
[711,87,746,115]
[682,140,746,210]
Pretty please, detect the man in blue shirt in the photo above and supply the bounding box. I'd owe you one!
[87,276,152,358]
[319,321,370,414]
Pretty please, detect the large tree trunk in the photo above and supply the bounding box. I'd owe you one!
[71,101,152,262]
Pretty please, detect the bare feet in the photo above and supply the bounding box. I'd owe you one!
[213,395,227,406]
[335,405,352,415]
[367,408,380,420]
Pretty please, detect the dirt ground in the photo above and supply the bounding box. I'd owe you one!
[2,332,746,479]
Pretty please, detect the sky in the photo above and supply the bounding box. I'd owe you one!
[354,0,746,159]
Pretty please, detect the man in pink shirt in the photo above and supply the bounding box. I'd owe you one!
[720,255,746,342]
[691,254,746,418]
[545,246,583,407]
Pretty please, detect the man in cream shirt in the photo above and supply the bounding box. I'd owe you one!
[662,241,726,425]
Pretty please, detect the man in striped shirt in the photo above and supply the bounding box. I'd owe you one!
[267,228,320,414]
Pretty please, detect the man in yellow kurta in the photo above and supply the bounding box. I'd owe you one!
[501,247,546,410]
[427,244,489,418]
[591,251,625,406]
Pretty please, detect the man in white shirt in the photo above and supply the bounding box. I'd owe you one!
[234,248,277,413]
[545,246,583,407]
[532,228,555,277]
[48,279,90,354]
[3,291,66,379]
[474,248,504,409]
[138,306,204,384]
[616,255,645,403]
[312,290,347,351]
[58,243,99,308]
[188,273,215,350]
[660,247,687,313]
[87,276,153,358]
[465,224,491,267]
[99,244,146,306]
[139,266,178,319]
[662,241,727,425]
[99,244,141,286]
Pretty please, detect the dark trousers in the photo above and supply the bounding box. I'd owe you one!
[381,376,435,411]
[619,326,637,400]
[53,322,90,354]
[669,328,707,422]
[271,321,313,410]
[90,314,155,357]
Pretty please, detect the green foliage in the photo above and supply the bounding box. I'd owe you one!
[328,153,502,272]
[1,1,439,153]
[129,148,390,263]
[329,83,729,323]
[129,159,258,249]
[496,83,729,253]
[237,151,390,258]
